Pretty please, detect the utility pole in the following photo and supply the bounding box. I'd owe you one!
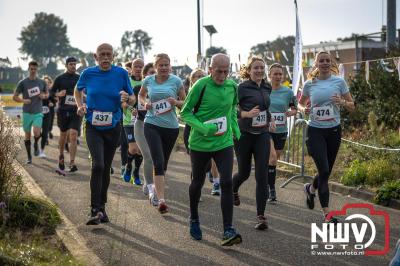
[197,0,202,62]
[386,0,396,52]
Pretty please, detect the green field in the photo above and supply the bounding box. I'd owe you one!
[0,83,16,93]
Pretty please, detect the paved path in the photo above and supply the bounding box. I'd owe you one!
[17,128,400,266]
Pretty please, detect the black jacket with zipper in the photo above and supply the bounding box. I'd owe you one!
[237,79,272,134]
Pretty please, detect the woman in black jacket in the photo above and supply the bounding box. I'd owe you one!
[232,56,275,230]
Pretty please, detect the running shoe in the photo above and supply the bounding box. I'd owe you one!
[69,165,78,173]
[86,208,104,225]
[120,166,125,179]
[149,193,159,207]
[233,192,240,206]
[132,169,142,185]
[254,215,268,230]
[158,201,168,214]
[267,189,277,204]
[58,154,65,171]
[99,207,109,223]
[34,142,39,156]
[211,182,220,196]
[49,132,53,139]
[304,183,315,210]
[123,167,132,183]
[65,143,69,153]
[26,157,32,164]
[189,219,202,240]
[221,227,242,246]
[142,184,149,196]
[38,150,46,158]
[324,214,339,224]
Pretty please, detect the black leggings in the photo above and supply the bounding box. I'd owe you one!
[86,122,121,209]
[190,146,234,230]
[183,124,191,154]
[41,113,51,150]
[48,106,55,135]
[306,125,341,208]
[184,124,211,174]
[119,122,128,166]
[233,132,270,216]
[144,123,179,176]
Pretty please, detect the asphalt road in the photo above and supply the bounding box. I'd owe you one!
[17,128,400,266]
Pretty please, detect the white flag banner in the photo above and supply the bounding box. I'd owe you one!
[379,59,395,72]
[270,51,275,61]
[286,65,292,80]
[281,50,289,62]
[365,61,370,84]
[338,63,345,78]
[394,58,400,81]
[292,0,303,97]
[289,0,303,137]
[264,51,273,61]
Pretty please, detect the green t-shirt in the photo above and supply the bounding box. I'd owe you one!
[180,76,240,152]
[270,86,297,133]
[122,79,142,126]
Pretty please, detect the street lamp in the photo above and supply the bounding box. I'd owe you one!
[203,25,217,48]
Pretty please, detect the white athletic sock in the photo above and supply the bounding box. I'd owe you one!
[213,177,220,184]
[147,184,154,195]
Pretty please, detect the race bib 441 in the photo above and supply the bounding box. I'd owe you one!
[152,99,172,115]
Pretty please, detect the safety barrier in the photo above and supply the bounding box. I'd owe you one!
[279,116,313,188]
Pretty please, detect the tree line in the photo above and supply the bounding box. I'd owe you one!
[16,12,295,76]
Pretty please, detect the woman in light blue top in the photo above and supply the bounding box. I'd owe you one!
[138,53,186,214]
[267,63,297,203]
[298,51,355,223]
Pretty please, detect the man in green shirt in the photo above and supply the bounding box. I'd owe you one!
[181,53,242,246]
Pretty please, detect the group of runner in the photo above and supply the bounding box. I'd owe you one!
[13,43,355,246]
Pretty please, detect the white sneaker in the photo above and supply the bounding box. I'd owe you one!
[38,151,46,158]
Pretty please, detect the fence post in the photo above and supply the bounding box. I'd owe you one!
[280,119,313,188]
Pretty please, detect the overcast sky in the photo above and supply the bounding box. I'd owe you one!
[0,0,398,69]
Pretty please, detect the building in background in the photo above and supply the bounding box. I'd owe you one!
[302,39,386,80]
